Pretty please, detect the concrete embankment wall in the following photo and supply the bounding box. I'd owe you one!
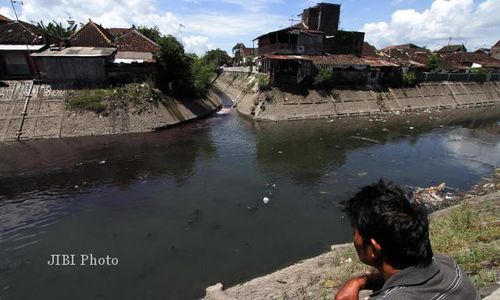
[0,81,222,142]
[215,72,500,121]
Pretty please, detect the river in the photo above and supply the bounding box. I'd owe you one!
[0,105,499,299]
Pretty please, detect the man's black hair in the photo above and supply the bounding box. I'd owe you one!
[344,180,433,269]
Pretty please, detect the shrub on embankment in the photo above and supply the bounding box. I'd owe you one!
[67,83,156,114]
[156,35,230,98]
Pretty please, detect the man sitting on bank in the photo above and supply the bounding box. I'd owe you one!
[336,180,479,300]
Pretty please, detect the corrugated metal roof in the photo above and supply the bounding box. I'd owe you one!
[0,44,44,51]
[31,47,116,57]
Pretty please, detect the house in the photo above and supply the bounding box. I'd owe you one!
[233,46,256,66]
[435,44,467,54]
[379,44,431,70]
[439,52,500,72]
[0,14,11,26]
[254,3,364,57]
[31,47,116,84]
[32,20,116,84]
[114,29,159,63]
[474,48,491,56]
[107,27,132,38]
[492,40,500,60]
[68,20,115,48]
[32,21,160,84]
[362,42,379,58]
[0,20,58,79]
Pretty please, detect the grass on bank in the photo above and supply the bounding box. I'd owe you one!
[430,197,500,287]
[323,193,500,292]
[67,83,155,114]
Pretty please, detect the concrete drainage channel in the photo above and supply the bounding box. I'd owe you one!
[0,80,67,142]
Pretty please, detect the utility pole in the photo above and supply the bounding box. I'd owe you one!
[288,15,297,27]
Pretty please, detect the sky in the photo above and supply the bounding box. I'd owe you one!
[0,0,499,55]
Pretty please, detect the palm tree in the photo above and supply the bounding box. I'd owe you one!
[36,20,77,39]
[232,43,245,55]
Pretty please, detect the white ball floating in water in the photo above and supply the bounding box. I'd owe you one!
[263,197,270,204]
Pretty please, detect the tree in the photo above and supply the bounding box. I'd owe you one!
[427,54,441,73]
[36,20,77,38]
[156,35,216,97]
[191,57,215,97]
[232,42,245,55]
[203,48,231,67]
[138,25,162,43]
[156,35,190,94]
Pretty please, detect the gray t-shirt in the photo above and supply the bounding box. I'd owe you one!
[370,254,479,300]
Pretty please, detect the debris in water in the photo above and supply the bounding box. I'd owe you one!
[382,128,389,132]
[278,151,284,154]
[351,136,381,144]
[263,197,270,204]
[217,107,232,115]
[357,172,368,177]
[409,127,414,130]
[99,160,106,164]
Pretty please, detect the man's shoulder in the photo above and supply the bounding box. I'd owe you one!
[370,255,479,300]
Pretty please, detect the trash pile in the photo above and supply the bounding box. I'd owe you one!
[410,182,459,211]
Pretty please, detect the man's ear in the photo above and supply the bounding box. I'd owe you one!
[370,238,382,259]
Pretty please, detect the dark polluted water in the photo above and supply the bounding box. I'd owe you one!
[0,106,499,299]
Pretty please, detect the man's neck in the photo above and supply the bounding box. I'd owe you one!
[378,263,400,281]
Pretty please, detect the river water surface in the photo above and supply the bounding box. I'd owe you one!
[0,106,499,299]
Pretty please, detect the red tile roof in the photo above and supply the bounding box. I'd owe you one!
[0,20,59,45]
[379,44,431,67]
[440,52,500,69]
[69,20,115,47]
[362,42,378,57]
[263,54,369,67]
[108,28,132,37]
[435,44,466,54]
[115,29,159,54]
[361,56,400,68]
[0,14,11,23]
[240,46,256,57]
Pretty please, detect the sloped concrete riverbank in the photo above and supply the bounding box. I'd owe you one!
[215,72,500,121]
[0,81,222,142]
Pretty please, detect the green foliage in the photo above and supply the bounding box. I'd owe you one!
[36,20,77,38]
[402,72,417,87]
[191,58,216,97]
[427,54,441,73]
[256,74,269,91]
[430,200,500,288]
[156,35,191,95]
[67,90,107,113]
[470,67,487,74]
[137,25,162,43]
[313,67,333,88]
[204,48,231,67]
[243,57,254,67]
[232,43,245,54]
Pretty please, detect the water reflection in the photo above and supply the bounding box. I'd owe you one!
[0,106,498,300]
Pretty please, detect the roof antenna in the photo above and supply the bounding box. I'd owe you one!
[9,0,22,22]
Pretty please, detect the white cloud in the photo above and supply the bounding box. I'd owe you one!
[6,0,283,55]
[182,35,214,55]
[361,0,500,51]
[0,6,13,19]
